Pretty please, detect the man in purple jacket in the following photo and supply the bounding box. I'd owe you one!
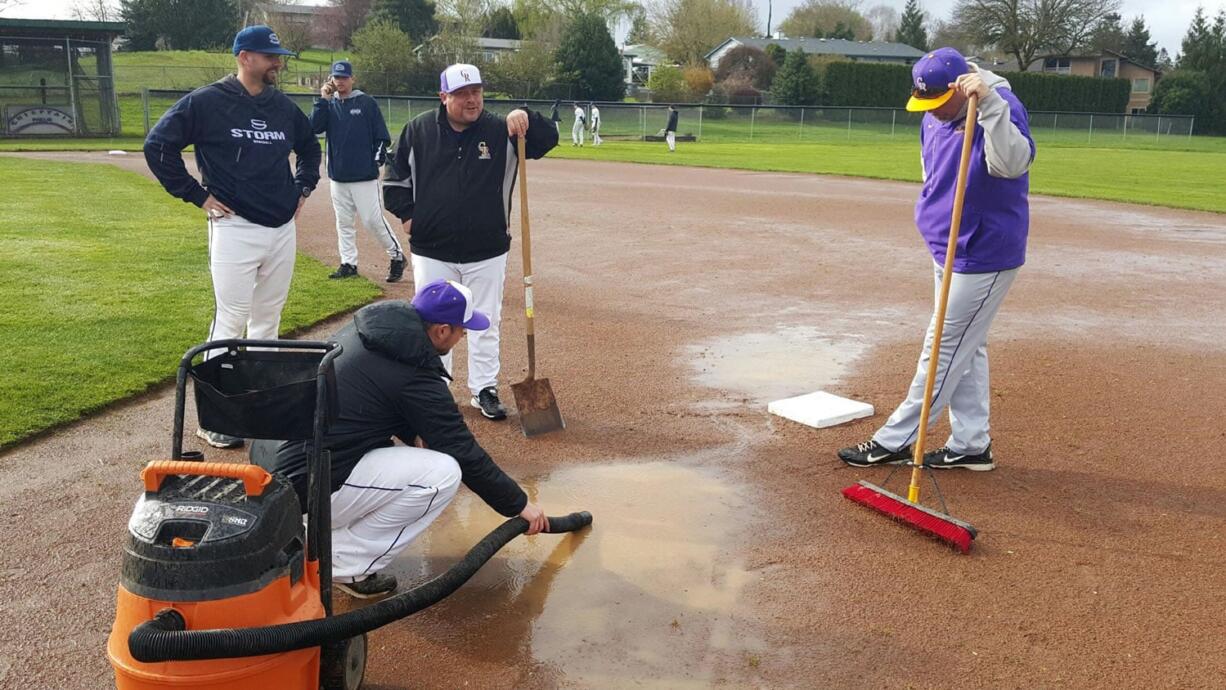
[838,47,1035,472]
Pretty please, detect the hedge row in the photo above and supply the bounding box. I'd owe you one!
[818,61,1131,113]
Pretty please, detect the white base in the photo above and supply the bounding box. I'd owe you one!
[107,150,128,155]
[768,391,874,429]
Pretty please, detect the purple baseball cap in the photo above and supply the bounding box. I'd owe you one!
[906,47,969,112]
[440,64,482,94]
[411,280,490,330]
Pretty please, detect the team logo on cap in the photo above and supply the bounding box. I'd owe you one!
[478,142,490,159]
[461,69,471,81]
[269,32,281,45]
[915,76,927,91]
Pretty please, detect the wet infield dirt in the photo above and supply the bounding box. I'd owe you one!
[1,154,1225,688]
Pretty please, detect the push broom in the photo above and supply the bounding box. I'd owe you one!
[842,93,981,554]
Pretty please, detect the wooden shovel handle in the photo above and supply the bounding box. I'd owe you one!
[517,136,536,380]
[908,94,978,504]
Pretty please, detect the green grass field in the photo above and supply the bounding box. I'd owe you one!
[0,156,382,448]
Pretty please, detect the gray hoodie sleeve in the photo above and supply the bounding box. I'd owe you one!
[973,68,1035,179]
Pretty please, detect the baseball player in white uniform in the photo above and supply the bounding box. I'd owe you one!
[589,103,602,146]
[572,102,586,147]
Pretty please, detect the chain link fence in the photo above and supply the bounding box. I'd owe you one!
[138,90,1198,146]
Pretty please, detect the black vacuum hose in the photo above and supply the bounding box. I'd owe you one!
[129,511,592,663]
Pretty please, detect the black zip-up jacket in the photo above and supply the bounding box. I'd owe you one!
[144,75,320,228]
[310,89,390,182]
[666,109,679,132]
[382,105,558,263]
[257,301,528,516]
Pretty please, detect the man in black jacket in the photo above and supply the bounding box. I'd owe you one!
[383,63,558,421]
[258,280,550,598]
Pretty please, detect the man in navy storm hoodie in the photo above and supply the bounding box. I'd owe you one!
[310,60,405,283]
[144,25,321,450]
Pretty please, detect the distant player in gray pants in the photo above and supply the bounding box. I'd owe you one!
[838,47,1035,472]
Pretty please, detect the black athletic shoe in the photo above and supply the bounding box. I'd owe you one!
[334,572,398,599]
[923,444,995,471]
[329,263,358,279]
[196,428,244,449]
[471,387,508,420]
[386,257,405,283]
[838,439,912,467]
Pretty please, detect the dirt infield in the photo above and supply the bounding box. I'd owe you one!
[2,153,1224,688]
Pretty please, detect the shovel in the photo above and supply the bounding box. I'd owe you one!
[510,136,565,437]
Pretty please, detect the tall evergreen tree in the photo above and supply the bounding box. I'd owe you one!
[771,48,818,105]
[1090,12,1124,53]
[1121,16,1158,65]
[1177,6,1215,70]
[483,6,521,38]
[121,0,239,51]
[895,0,927,50]
[555,13,625,100]
[374,0,440,43]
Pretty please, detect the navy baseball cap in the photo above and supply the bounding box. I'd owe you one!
[331,60,353,77]
[232,25,295,56]
[411,280,490,330]
[906,47,969,112]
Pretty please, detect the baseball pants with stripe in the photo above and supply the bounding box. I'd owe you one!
[411,252,507,396]
[331,178,403,267]
[331,445,462,582]
[206,213,296,348]
[872,263,1019,455]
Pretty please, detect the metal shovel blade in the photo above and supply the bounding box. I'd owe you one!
[511,376,564,437]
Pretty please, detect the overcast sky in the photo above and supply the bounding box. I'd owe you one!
[6,0,1224,58]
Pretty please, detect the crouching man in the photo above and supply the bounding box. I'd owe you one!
[256,280,549,598]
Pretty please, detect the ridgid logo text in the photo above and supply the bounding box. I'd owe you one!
[230,119,287,143]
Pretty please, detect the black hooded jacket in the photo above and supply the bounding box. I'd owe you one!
[260,301,527,516]
[144,75,320,228]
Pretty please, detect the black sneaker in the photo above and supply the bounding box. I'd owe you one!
[838,439,912,467]
[386,257,405,283]
[471,387,508,420]
[923,444,995,471]
[329,263,358,279]
[334,572,398,599]
[196,428,244,449]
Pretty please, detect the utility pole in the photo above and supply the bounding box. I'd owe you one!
[766,0,772,38]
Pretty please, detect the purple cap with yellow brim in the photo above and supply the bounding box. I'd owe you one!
[906,47,969,112]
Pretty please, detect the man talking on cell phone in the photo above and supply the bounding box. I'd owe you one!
[311,60,404,283]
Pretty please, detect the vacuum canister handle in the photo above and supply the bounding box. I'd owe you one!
[141,461,272,497]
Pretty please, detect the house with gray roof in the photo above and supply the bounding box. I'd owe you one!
[706,37,925,70]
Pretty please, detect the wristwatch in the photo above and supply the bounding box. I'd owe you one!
[300,186,313,199]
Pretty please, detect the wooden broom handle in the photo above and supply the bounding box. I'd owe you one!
[517,136,536,381]
[908,94,978,505]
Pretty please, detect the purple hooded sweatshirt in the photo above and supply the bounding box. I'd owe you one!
[915,70,1035,273]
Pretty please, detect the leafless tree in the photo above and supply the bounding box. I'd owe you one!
[650,0,758,64]
[952,0,1120,70]
[70,0,117,21]
[865,3,899,41]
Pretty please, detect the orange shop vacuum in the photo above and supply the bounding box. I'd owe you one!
[106,339,592,690]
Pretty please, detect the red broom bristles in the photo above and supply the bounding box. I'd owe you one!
[842,481,976,554]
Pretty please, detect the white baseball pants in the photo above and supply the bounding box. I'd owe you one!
[411,252,507,395]
[591,123,602,146]
[331,445,462,581]
[873,264,1020,455]
[666,131,676,151]
[572,119,585,146]
[330,179,403,267]
[205,213,296,346]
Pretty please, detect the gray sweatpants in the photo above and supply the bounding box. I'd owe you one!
[873,263,1019,455]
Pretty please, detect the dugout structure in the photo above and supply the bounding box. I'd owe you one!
[0,18,126,137]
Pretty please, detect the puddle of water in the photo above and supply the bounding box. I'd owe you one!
[383,460,765,687]
[688,327,867,402]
